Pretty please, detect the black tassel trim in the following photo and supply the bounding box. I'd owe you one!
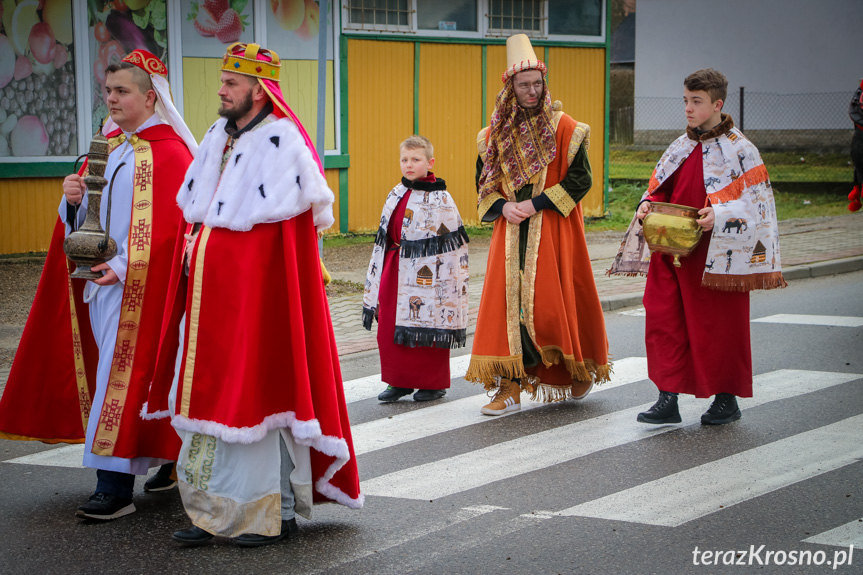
[401,177,447,191]
[400,226,469,259]
[374,226,388,248]
[393,326,467,349]
[362,306,376,331]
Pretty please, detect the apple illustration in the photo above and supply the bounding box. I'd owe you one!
[11,115,49,156]
[295,0,319,40]
[271,0,304,31]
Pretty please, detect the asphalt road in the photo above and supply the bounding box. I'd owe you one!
[1,271,861,575]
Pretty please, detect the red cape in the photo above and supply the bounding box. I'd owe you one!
[147,209,362,508]
[0,124,191,462]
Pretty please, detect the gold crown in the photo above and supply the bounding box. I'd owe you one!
[221,43,281,82]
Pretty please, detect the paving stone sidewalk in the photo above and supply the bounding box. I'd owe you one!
[330,214,863,356]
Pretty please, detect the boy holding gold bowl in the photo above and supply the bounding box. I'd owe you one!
[610,69,786,425]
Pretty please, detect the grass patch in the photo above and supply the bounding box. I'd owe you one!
[609,149,853,182]
[325,278,365,297]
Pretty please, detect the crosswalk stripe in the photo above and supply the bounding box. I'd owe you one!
[342,354,473,404]
[751,314,863,327]
[557,414,863,527]
[360,370,861,501]
[5,444,85,468]
[352,356,648,455]
[304,505,507,574]
[803,518,863,548]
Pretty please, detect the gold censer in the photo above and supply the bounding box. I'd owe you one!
[642,202,704,267]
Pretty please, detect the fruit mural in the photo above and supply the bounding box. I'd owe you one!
[88,0,168,135]
[0,0,76,157]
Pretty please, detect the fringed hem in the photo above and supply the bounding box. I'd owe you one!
[702,271,787,292]
[400,226,470,259]
[606,269,647,277]
[393,325,467,349]
[537,347,613,385]
[465,355,527,390]
[362,306,375,330]
[530,383,574,403]
[374,226,387,248]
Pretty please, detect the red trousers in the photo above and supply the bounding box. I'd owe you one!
[643,234,752,398]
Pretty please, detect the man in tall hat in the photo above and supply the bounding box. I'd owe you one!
[0,51,196,519]
[143,42,362,547]
[465,34,611,413]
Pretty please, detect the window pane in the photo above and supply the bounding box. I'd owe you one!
[549,0,602,36]
[347,0,409,27]
[487,0,542,33]
[417,0,478,31]
[1,0,77,157]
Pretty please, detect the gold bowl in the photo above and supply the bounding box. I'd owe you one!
[642,202,704,267]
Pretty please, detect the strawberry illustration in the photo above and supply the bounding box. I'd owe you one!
[202,0,230,19]
[216,8,243,43]
[192,1,222,36]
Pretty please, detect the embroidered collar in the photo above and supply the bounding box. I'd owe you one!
[686,113,734,142]
[224,101,274,139]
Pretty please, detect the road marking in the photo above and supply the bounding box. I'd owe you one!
[619,307,646,317]
[305,504,507,574]
[4,444,85,468]
[361,370,861,500]
[342,354,473,404]
[557,415,863,527]
[803,518,863,548]
[352,356,648,455]
[751,314,863,327]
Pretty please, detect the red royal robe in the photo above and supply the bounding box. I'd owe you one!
[146,208,362,508]
[0,125,190,460]
[643,142,752,398]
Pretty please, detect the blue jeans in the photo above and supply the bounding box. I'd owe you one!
[95,469,135,499]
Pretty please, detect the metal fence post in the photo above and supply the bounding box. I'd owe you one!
[739,86,744,132]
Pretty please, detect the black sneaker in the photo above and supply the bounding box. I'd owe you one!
[233,518,298,548]
[172,525,214,546]
[144,463,177,492]
[378,386,414,402]
[636,391,682,424]
[413,389,446,402]
[75,493,136,520]
[701,393,741,425]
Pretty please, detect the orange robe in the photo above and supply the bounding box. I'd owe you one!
[466,114,611,401]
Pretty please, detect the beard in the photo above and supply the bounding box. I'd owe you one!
[218,90,254,122]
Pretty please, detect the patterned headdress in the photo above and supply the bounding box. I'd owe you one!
[103,50,198,155]
[477,34,556,206]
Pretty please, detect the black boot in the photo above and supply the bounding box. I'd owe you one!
[701,393,741,425]
[637,391,682,424]
[378,386,414,402]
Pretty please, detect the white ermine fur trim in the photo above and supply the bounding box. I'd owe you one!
[177,117,335,232]
[139,402,170,421]
[171,408,363,509]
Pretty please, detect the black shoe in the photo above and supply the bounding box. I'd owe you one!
[378,386,414,402]
[701,393,741,425]
[413,389,446,402]
[636,391,682,424]
[75,492,136,520]
[172,525,214,546]
[233,518,298,548]
[144,463,177,492]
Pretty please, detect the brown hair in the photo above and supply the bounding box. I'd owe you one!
[105,61,154,95]
[400,134,434,160]
[684,68,728,105]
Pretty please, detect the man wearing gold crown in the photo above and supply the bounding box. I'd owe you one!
[465,34,611,414]
[0,51,196,520]
[143,43,362,547]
